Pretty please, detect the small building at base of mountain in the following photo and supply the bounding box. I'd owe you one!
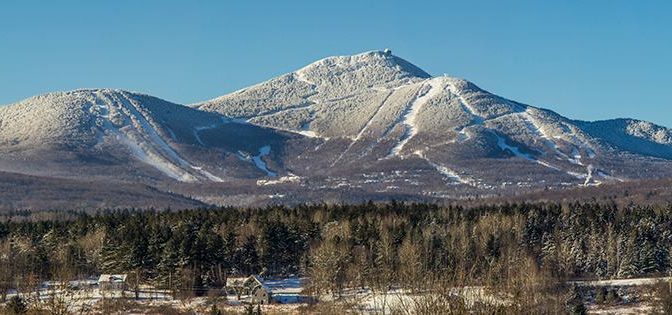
[226,275,272,304]
[252,285,272,304]
[98,274,128,291]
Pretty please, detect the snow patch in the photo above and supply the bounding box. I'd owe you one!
[494,132,583,178]
[254,146,276,176]
[521,111,569,158]
[116,132,198,182]
[495,133,535,161]
[257,173,301,186]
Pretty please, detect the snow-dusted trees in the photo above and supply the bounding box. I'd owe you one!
[1,201,672,309]
[307,221,350,296]
[397,233,423,291]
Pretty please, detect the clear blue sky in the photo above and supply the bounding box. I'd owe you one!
[1,1,670,126]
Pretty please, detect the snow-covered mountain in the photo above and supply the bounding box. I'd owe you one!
[196,50,672,195]
[0,89,296,184]
[1,50,672,208]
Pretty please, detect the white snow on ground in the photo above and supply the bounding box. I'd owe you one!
[191,166,224,182]
[245,145,277,177]
[521,111,571,159]
[351,91,394,143]
[255,124,321,138]
[389,78,445,157]
[257,173,301,186]
[339,286,508,314]
[571,276,672,287]
[413,151,477,187]
[115,132,198,182]
[6,286,174,314]
[298,130,319,138]
[430,161,477,187]
[494,132,588,180]
[495,133,535,161]
[2,277,309,314]
[247,103,315,120]
[570,147,584,166]
[519,110,607,185]
[584,164,595,186]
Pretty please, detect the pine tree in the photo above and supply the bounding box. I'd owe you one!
[100,238,125,274]
[156,237,181,291]
[234,236,260,275]
[540,233,558,270]
[617,233,638,278]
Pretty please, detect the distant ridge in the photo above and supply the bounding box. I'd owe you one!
[1,50,671,208]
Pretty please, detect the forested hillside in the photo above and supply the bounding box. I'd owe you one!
[2,202,672,313]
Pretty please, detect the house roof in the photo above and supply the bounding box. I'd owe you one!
[226,277,248,286]
[226,275,271,291]
[98,274,127,283]
[246,275,271,292]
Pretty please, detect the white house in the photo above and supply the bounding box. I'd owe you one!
[98,274,127,291]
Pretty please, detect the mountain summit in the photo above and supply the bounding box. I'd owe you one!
[196,51,672,192]
[1,50,672,208]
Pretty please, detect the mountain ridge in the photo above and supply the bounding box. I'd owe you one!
[1,50,671,208]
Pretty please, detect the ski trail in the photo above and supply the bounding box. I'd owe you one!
[519,110,577,162]
[252,145,277,177]
[93,92,199,182]
[448,82,484,124]
[376,83,427,143]
[193,117,230,146]
[388,78,444,158]
[237,146,277,177]
[584,165,594,186]
[521,111,605,183]
[352,91,394,142]
[117,92,224,182]
[246,103,315,120]
[448,82,485,142]
[330,90,393,166]
[414,151,477,187]
[493,131,586,180]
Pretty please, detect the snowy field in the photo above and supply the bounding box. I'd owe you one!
[3,276,670,314]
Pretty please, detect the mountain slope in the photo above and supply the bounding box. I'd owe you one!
[0,171,206,211]
[0,89,295,183]
[197,50,672,194]
[196,50,430,138]
[1,50,671,208]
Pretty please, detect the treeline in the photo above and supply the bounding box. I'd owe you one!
[1,202,671,306]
